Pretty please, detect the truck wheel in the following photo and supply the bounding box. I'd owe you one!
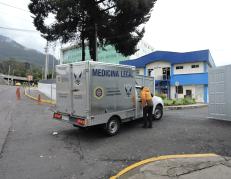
[105,117,120,136]
[154,105,163,120]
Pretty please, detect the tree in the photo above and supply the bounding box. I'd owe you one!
[0,59,42,81]
[29,0,156,61]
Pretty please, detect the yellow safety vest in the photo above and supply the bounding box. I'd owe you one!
[141,87,153,107]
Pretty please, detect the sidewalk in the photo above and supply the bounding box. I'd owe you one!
[110,154,231,179]
[165,103,207,110]
[24,87,55,105]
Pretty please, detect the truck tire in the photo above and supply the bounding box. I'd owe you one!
[105,117,120,136]
[154,105,163,120]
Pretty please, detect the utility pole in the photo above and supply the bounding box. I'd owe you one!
[44,42,49,80]
[11,69,14,85]
[8,65,10,85]
[42,67,44,80]
[52,55,55,79]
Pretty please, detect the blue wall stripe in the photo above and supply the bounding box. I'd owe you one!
[170,73,208,86]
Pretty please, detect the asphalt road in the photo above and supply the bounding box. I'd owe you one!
[1,85,231,179]
[0,85,17,156]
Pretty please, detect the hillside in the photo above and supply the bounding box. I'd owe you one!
[0,35,57,68]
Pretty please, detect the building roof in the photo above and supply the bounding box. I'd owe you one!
[120,50,216,68]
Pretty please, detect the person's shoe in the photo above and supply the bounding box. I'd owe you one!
[142,125,147,128]
[148,126,152,128]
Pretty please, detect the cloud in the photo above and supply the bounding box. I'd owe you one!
[0,0,47,53]
[143,0,231,66]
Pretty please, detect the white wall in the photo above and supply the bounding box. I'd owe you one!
[170,85,204,103]
[170,86,195,99]
[195,85,204,103]
[174,62,204,75]
[136,68,144,75]
[38,83,56,100]
[146,61,171,80]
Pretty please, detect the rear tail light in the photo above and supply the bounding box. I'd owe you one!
[75,118,86,126]
[53,113,62,119]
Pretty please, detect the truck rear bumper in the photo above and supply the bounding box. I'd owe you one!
[53,112,87,127]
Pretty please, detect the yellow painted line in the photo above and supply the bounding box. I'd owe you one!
[24,90,38,100]
[110,153,218,179]
[24,88,56,105]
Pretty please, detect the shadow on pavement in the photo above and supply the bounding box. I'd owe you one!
[208,118,231,127]
[55,117,167,141]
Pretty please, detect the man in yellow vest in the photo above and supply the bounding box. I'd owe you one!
[141,86,153,128]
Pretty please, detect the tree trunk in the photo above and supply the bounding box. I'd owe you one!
[81,10,85,61]
[89,23,97,61]
[94,23,97,61]
[81,32,85,61]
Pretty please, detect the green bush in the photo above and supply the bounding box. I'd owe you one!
[183,97,196,105]
[163,99,174,106]
[163,97,196,106]
[174,99,184,105]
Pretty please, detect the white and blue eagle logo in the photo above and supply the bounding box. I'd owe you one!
[124,84,132,97]
[73,72,82,85]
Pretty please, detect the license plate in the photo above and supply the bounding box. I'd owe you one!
[62,115,69,121]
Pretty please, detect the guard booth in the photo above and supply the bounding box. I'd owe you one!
[208,65,231,121]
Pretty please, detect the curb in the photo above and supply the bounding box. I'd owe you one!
[24,88,56,105]
[110,153,217,179]
[165,104,208,110]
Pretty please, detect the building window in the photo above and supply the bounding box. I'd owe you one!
[148,69,153,76]
[136,70,140,75]
[191,64,199,68]
[176,66,183,70]
[176,85,183,94]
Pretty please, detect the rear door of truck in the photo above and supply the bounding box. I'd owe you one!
[56,64,72,114]
[56,62,88,116]
[71,62,89,118]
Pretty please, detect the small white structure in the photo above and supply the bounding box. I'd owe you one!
[38,80,56,100]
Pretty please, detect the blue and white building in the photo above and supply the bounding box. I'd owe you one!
[120,50,215,103]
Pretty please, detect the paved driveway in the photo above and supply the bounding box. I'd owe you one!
[1,86,231,179]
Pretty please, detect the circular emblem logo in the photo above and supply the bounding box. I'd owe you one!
[94,87,104,99]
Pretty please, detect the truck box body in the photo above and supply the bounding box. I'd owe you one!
[56,63,89,117]
[208,65,231,121]
[55,61,156,127]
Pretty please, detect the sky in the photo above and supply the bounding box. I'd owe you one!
[0,0,231,66]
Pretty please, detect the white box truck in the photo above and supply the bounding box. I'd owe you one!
[53,61,164,135]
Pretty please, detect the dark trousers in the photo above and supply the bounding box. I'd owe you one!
[143,105,153,127]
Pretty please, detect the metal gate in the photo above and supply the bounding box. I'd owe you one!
[208,65,231,121]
